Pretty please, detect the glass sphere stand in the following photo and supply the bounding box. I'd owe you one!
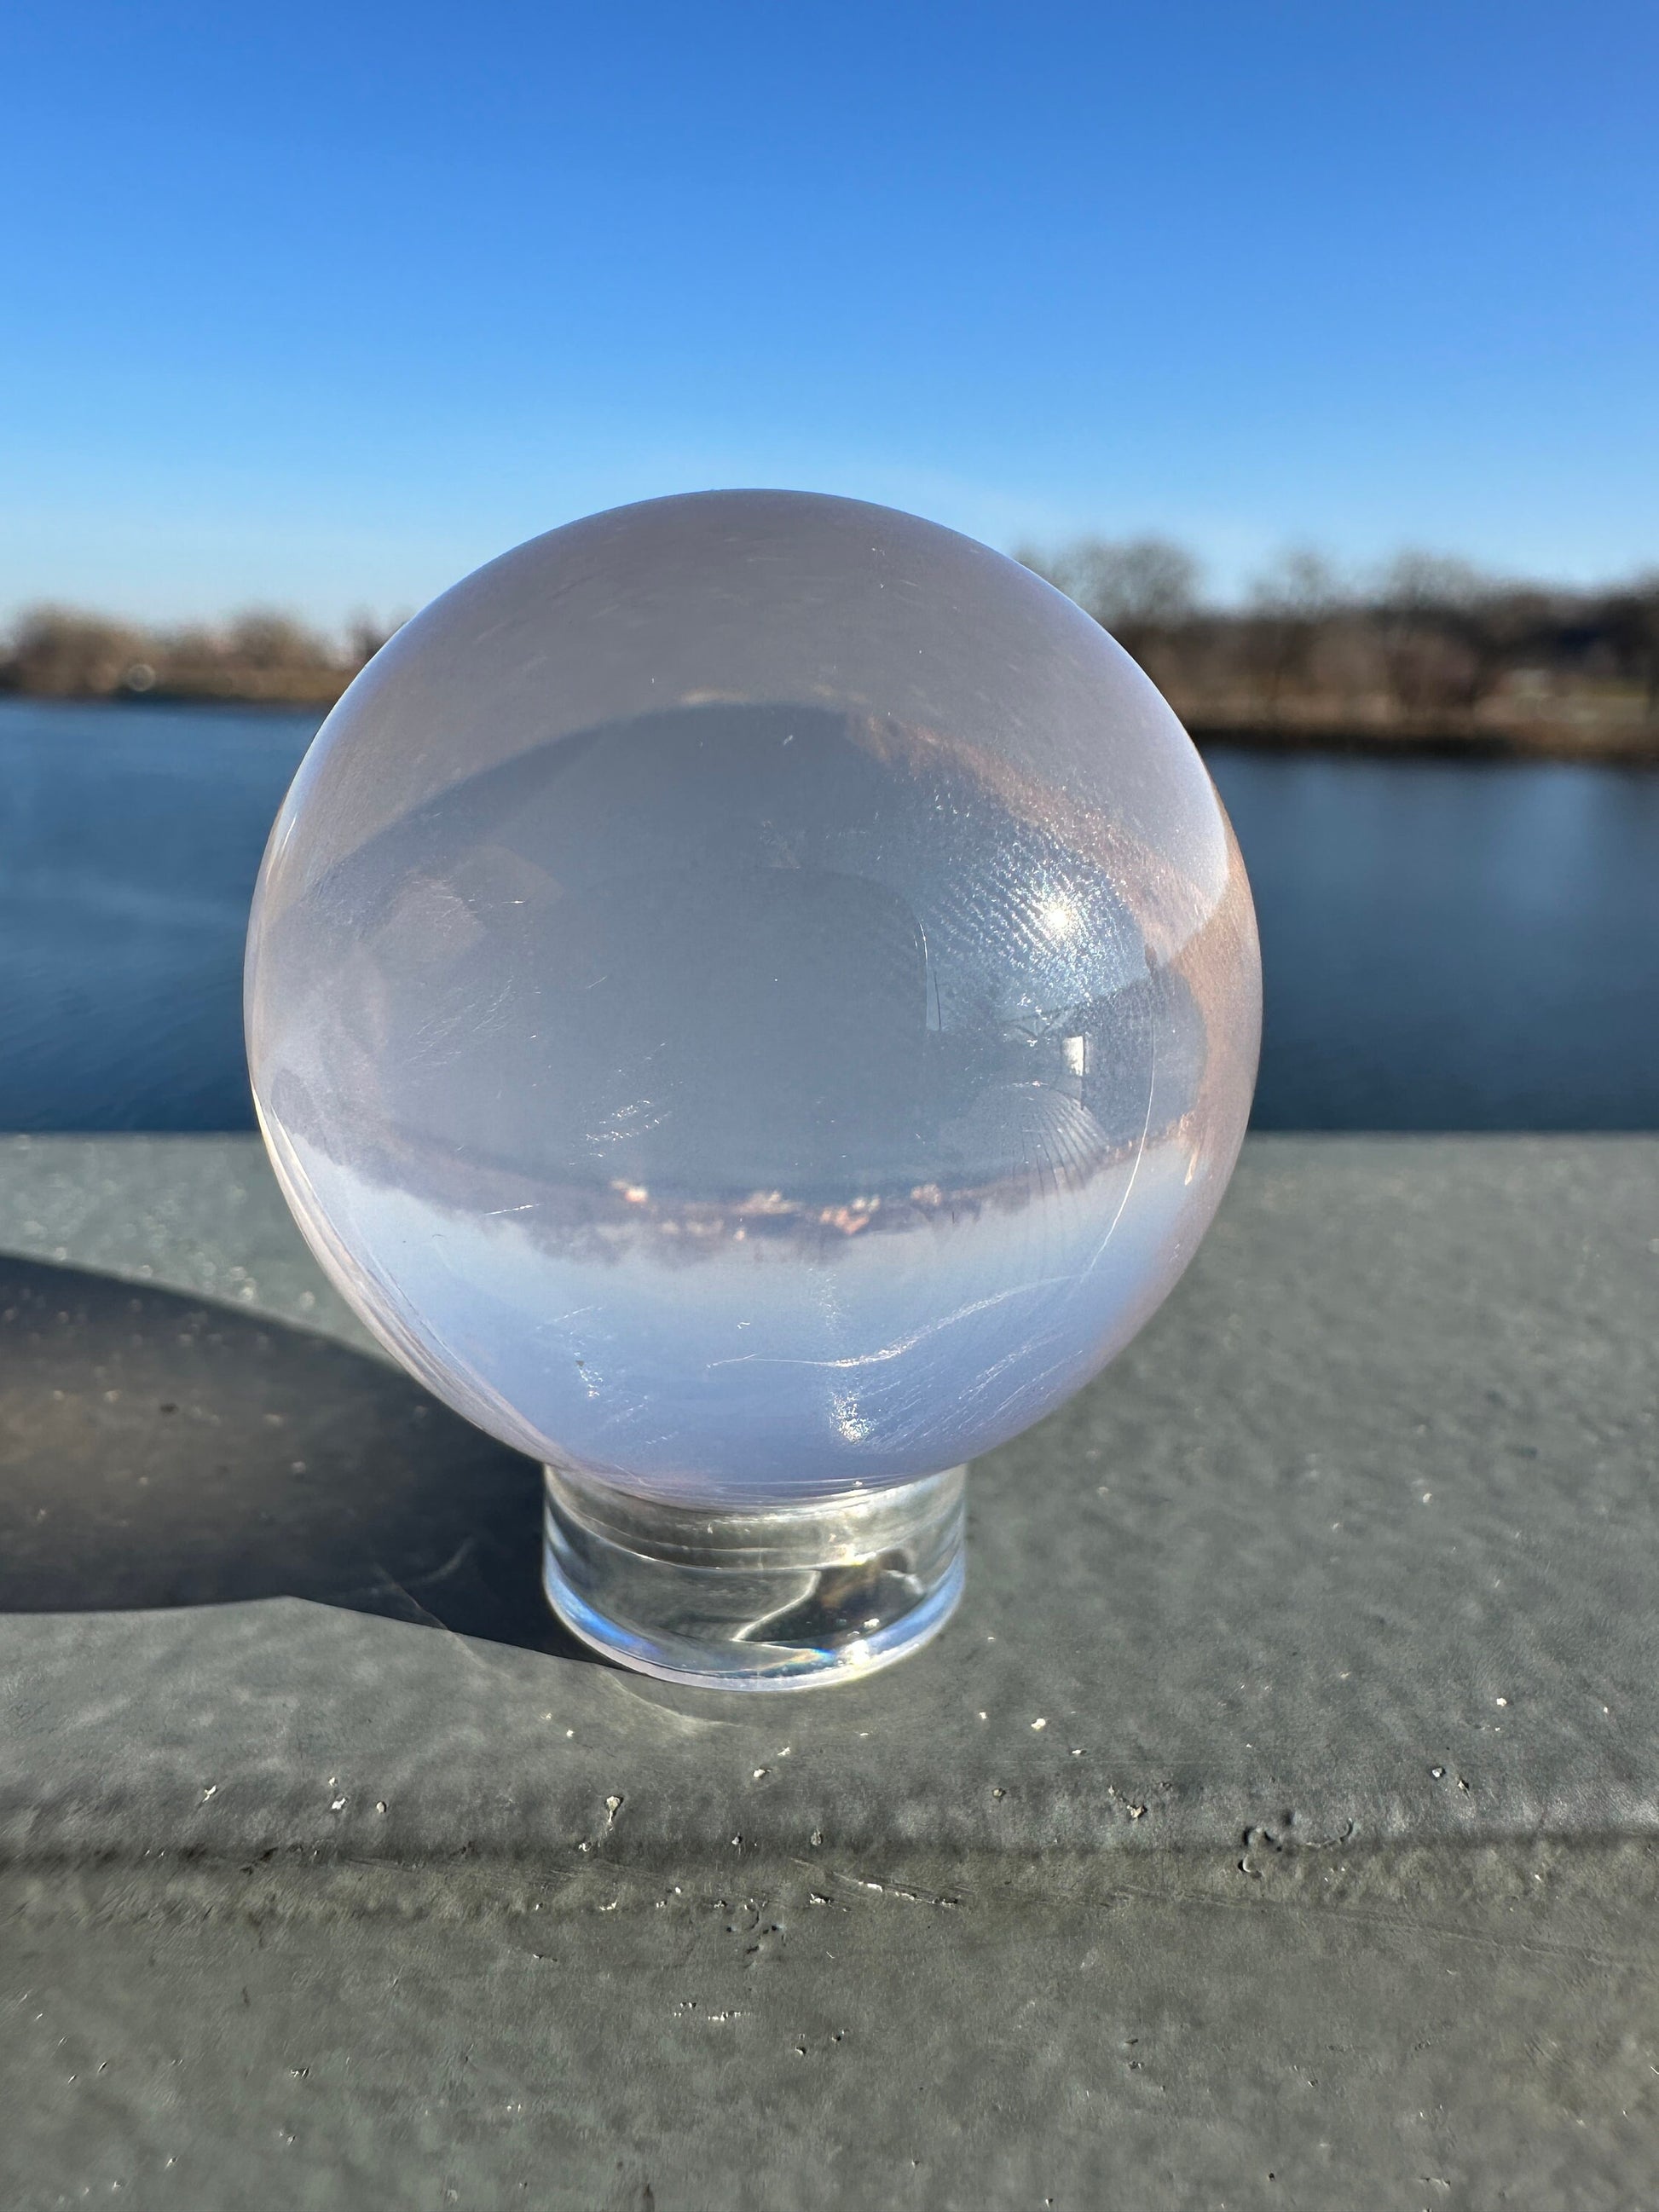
[541,1460,967,1689]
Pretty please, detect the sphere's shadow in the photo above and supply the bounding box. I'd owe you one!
[0,1255,594,1660]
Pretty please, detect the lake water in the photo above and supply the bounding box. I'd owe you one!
[2,696,1656,1130]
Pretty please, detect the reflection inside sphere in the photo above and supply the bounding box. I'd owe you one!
[257,691,1251,1500]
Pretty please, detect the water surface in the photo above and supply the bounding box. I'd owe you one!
[2,698,1655,1130]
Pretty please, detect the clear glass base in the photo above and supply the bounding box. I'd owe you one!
[542,1463,967,1690]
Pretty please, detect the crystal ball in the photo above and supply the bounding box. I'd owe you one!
[246,492,1260,1507]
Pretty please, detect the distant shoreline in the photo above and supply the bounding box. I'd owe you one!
[0,683,344,713]
[4,684,1655,765]
[9,566,1658,764]
[1187,714,1659,766]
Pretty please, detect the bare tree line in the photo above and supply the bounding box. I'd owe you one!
[0,608,398,706]
[1017,538,1659,751]
[7,548,1659,754]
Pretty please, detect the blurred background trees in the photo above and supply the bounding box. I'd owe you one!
[1016,540,1659,752]
[0,608,397,705]
[3,562,1658,754]
[6,609,151,699]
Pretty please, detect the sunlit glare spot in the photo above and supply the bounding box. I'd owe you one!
[831,1390,872,1443]
[1039,896,1081,939]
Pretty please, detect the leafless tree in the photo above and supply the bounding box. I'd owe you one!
[223,611,336,673]
[1372,552,1517,717]
[1017,536,1201,677]
[4,607,147,696]
[1601,575,1659,716]
[1242,549,1344,709]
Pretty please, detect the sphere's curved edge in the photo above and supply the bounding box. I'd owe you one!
[244,486,1262,1499]
[429,483,1064,596]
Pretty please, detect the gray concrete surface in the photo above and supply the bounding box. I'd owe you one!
[9,1842,1659,2211]
[3,1135,1659,2207]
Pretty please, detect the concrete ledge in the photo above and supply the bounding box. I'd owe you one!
[9,1840,1659,2210]
[4,1135,1658,2207]
[2,1135,1656,1863]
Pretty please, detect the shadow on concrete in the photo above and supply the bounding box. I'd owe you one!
[0,1256,597,1661]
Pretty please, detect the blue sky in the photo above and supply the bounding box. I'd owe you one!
[5,1,1656,627]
